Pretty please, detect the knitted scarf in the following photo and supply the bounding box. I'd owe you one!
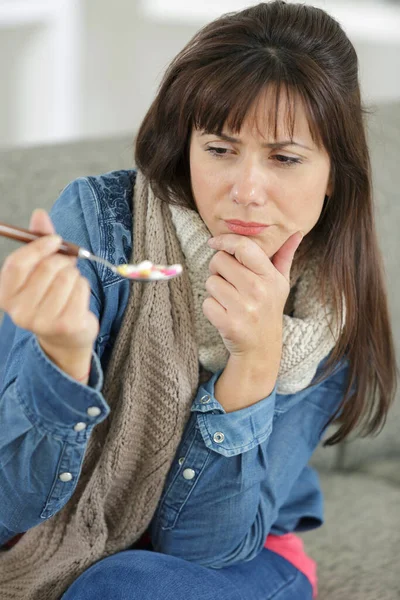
[0,170,344,599]
[168,201,345,395]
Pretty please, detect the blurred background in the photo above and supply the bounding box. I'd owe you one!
[0,0,399,149]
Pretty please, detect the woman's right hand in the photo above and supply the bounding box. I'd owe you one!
[0,209,99,380]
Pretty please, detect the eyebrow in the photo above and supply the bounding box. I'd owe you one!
[200,132,313,151]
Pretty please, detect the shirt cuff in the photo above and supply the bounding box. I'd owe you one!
[191,370,277,457]
[15,336,110,441]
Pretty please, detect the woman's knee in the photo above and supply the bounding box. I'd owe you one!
[62,550,155,600]
[61,550,231,600]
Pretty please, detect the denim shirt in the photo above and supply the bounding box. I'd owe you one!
[0,170,351,567]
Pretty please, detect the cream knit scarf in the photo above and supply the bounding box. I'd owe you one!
[168,198,345,395]
[0,171,344,599]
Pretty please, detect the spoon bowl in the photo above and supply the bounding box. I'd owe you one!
[0,220,183,282]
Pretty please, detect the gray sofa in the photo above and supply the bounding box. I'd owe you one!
[0,103,399,599]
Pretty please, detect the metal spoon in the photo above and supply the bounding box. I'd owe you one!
[0,220,182,282]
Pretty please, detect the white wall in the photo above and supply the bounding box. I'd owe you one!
[0,0,399,148]
[73,0,201,141]
[0,0,82,147]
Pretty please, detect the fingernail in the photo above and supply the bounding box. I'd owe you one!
[207,238,217,247]
[46,234,62,246]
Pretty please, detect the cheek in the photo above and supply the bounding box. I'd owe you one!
[281,183,326,232]
[190,148,209,195]
[190,148,223,212]
[300,195,326,231]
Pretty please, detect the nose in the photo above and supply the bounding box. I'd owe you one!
[230,159,266,206]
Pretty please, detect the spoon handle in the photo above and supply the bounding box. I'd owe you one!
[0,220,80,257]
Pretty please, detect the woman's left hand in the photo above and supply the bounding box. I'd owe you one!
[203,231,303,363]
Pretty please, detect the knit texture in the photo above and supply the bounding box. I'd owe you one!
[169,203,346,394]
[0,170,344,598]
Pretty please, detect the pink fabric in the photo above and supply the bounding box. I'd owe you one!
[264,533,317,598]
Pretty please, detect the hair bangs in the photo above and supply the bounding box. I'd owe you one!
[190,55,274,136]
[254,79,326,149]
[190,62,323,149]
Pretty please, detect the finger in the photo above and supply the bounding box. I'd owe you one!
[7,255,77,328]
[34,263,80,322]
[0,234,62,303]
[205,274,239,311]
[208,234,270,277]
[271,231,303,283]
[29,209,56,236]
[209,250,256,294]
[58,276,91,326]
[202,295,229,333]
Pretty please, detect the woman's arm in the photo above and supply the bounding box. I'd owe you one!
[149,357,351,568]
[0,180,109,546]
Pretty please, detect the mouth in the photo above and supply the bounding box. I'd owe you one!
[224,220,270,236]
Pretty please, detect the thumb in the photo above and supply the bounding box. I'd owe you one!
[271,231,304,283]
[29,209,56,236]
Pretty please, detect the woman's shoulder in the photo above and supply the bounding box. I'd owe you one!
[84,169,136,232]
[51,169,136,286]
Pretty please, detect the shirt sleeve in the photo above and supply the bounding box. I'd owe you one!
[0,179,110,547]
[149,357,352,568]
[191,370,277,457]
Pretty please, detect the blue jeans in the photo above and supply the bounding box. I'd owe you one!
[61,548,313,600]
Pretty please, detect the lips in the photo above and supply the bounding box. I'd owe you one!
[224,220,270,236]
[226,220,269,227]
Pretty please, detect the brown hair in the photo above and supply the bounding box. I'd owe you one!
[135,0,398,446]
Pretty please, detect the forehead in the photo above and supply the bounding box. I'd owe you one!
[235,85,314,141]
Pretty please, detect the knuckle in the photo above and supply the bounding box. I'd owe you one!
[209,251,222,270]
[249,278,265,300]
[202,296,212,309]
[54,319,74,337]
[1,255,14,271]
[225,321,238,340]
[56,265,76,286]
[205,275,218,292]
[28,243,51,265]
[202,296,214,315]
[244,301,258,316]
[36,258,56,278]
[51,254,71,271]
[8,307,30,330]
[2,255,23,275]
[31,313,49,334]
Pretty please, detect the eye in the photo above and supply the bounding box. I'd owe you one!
[205,146,231,158]
[273,155,302,167]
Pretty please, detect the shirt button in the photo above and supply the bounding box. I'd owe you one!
[59,472,73,482]
[182,468,195,480]
[200,394,211,404]
[213,432,225,443]
[178,457,185,466]
[73,422,87,432]
[87,406,101,417]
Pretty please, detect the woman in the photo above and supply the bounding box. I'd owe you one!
[0,1,397,599]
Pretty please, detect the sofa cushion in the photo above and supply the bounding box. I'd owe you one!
[300,468,400,599]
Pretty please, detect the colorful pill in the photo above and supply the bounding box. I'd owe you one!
[116,261,182,280]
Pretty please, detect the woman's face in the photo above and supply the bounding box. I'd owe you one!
[189,87,332,258]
